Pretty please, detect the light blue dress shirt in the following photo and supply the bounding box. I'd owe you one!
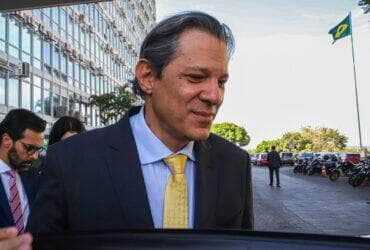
[129,107,196,228]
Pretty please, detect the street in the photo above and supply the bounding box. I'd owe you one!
[253,166,370,236]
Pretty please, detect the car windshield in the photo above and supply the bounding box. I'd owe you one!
[347,153,360,157]
[282,153,293,157]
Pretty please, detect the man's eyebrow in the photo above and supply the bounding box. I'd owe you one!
[182,66,229,79]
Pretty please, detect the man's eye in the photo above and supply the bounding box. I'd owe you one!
[187,75,205,83]
[218,79,227,87]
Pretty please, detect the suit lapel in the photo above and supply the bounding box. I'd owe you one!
[0,179,13,226]
[104,107,154,229]
[19,168,37,207]
[194,140,218,228]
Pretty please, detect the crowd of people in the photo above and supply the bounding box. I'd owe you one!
[0,11,253,249]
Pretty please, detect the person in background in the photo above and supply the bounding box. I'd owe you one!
[48,116,86,146]
[267,145,281,187]
[0,109,46,249]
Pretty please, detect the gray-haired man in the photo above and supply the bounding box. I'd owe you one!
[28,11,253,233]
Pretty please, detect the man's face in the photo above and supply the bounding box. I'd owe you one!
[148,29,229,144]
[8,129,44,170]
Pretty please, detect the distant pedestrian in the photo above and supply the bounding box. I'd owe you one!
[267,145,281,187]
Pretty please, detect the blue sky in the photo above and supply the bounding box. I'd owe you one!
[157,1,370,149]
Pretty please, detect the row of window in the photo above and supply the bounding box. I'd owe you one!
[1,14,135,83]
[0,75,100,127]
[0,14,136,95]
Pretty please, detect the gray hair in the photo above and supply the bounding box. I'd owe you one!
[131,11,235,98]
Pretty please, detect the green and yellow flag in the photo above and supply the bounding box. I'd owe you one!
[328,15,351,44]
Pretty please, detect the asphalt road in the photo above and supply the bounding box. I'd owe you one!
[252,165,370,236]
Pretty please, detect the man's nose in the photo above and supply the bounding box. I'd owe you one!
[199,80,224,105]
[30,151,39,160]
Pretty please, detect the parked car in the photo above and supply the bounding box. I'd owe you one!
[339,153,361,164]
[257,153,268,166]
[250,154,259,165]
[280,152,294,166]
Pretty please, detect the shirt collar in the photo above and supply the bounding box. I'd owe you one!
[130,106,195,165]
[0,158,11,174]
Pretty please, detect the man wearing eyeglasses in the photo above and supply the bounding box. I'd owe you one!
[0,109,46,245]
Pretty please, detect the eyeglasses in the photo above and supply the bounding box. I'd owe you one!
[18,141,45,156]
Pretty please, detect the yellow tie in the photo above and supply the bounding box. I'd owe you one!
[163,154,188,229]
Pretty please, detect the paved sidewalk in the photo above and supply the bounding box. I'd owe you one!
[252,166,370,236]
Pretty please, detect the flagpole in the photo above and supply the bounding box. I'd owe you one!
[349,11,363,149]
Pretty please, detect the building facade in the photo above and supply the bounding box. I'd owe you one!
[0,0,156,130]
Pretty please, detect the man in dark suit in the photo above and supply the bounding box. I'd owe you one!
[267,146,281,187]
[0,109,45,248]
[28,11,253,234]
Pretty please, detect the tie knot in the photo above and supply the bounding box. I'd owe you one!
[6,169,16,179]
[164,154,187,175]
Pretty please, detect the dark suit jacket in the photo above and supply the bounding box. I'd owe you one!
[267,150,281,169]
[27,107,253,234]
[0,167,41,228]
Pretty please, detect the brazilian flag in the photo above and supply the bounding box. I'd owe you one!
[328,15,351,44]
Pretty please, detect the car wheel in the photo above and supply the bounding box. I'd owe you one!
[329,170,340,181]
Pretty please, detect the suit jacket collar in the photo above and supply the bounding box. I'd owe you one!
[194,139,218,229]
[0,167,37,226]
[104,106,218,229]
[0,180,12,226]
[104,106,154,229]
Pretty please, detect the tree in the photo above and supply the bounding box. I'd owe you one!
[89,85,136,126]
[211,122,250,146]
[254,126,348,153]
[255,139,280,153]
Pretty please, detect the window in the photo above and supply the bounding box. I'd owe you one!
[22,27,31,63]
[61,52,67,74]
[68,15,73,42]
[43,41,51,65]
[0,14,5,52]
[53,92,60,117]
[53,45,60,70]
[33,76,42,113]
[80,67,85,91]
[9,19,20,58]
[60,8,67,39]
[0,77,5,104]
[33,34,42,69]
[61,95,68,115]
[51,7,59,33]
[42,8,51,30]
[43,80,51,115]
[8,79,19,107]
[74,62,79,81]
[86,105,91,126]
[68,92,75,113]
[33,85,41,113]
[21,81,31,109]
[32,9,42,23]
[68,57,73,84]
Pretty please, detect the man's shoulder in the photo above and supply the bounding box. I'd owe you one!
[206,133,249,159]
[48,119,129,154]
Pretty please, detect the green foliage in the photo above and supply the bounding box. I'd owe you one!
[211,122,250,146]
[89,85,135,125]
[255,126,348,153]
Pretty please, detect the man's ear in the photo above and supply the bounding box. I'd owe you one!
[135,59,157,95]
[1,133,13,149]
